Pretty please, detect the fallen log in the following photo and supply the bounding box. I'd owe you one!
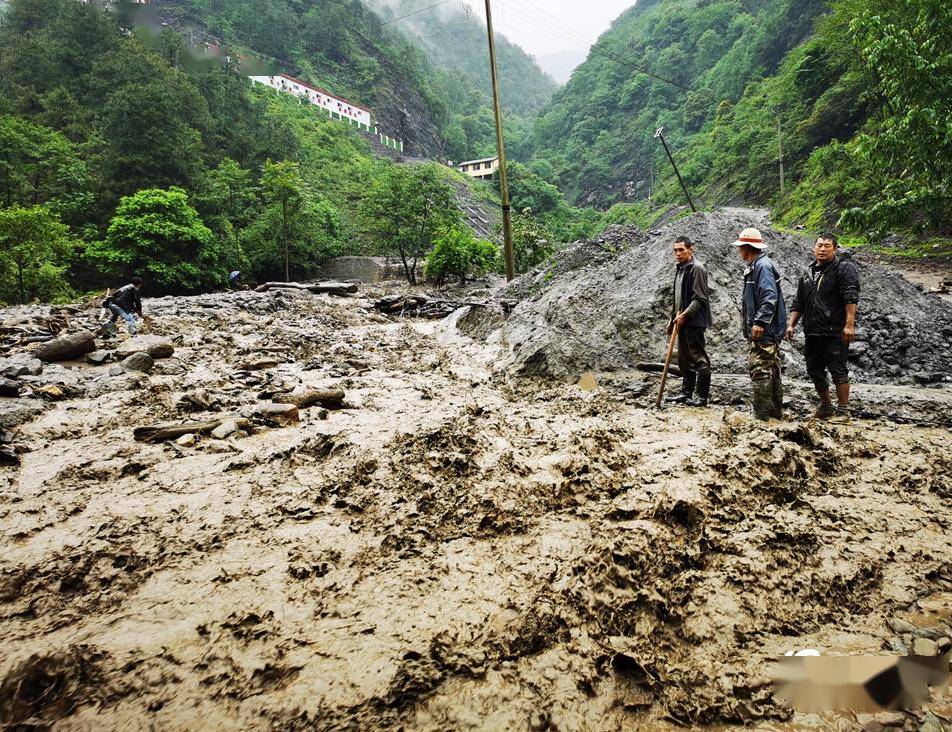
[257,403,300,425]
[273,387,345,410]
[254,281,358,296]
[236,358,280,372]
[372,294,464,319]
[636,362,683,378]
[34,330,96,363]
[134,418,252,444]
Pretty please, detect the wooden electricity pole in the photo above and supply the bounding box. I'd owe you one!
[484,0,515,281]
[777,114,785,196]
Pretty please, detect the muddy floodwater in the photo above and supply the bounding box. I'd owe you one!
[1,287,950,730]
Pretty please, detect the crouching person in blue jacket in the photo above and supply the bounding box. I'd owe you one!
[734,228,787,421]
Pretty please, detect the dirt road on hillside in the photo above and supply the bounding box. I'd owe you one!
[0,282,950,730]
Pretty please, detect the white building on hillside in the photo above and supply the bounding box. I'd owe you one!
[250,74,372,128]
[458,156,499,181]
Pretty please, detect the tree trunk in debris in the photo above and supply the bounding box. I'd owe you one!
[134,418,253,443]
[34,330,96,362]
[274,388,345,410]
[254,282,358,296]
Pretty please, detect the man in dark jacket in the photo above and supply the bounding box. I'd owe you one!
[786,233,860,422]
[667,236,712,406]
[734,227,787,421]
[104,277,143,335]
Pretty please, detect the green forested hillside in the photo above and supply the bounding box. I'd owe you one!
[0,0,499,302]
[375,0,557,162]
[174,0,554,162]
[530,0,825,205]
[528,0,950,237]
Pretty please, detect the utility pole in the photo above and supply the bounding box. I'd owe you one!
[776,114,785,196]
[653,127,696,213]
[483,0,515,281]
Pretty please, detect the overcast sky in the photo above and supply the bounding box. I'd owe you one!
[467,0,636,58]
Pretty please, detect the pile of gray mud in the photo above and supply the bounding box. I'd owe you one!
[468,212,952,386]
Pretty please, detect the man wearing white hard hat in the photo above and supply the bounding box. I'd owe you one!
[734,227,787,420]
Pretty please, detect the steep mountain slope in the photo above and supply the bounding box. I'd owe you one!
[529,0,826,206]
[378,0,556,117]
[172,0,456,155]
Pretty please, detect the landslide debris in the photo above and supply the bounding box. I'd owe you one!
[488,212,952,385]
[0,270,950,730]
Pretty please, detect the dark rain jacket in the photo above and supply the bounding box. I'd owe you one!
[790,254,860,337]
[671,258,712,328]
[741,253,787,342]
[108,283,142,316]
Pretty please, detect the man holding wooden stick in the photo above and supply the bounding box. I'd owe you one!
[666,236,712,407]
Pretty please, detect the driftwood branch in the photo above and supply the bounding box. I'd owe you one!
[273,387,345,410]
[134,418,252,444]
[254,281,358,296]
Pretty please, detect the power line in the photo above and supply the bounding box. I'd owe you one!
[381,0,455,26]
[502,0,691,91]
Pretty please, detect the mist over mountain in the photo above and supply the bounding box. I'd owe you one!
[536,49,587,85]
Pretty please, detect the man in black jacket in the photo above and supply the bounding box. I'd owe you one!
[667,236,713,406]
[786,234,860,421]
[104,277,144,335]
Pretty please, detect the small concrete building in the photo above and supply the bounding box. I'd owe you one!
[458,157,499,181]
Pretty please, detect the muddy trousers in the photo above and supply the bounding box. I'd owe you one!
[747,339,783,421]
[677,326,712,399]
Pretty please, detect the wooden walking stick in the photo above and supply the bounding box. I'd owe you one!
[655,319,681,408]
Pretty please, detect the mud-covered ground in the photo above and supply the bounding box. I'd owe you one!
[1,287,951,731]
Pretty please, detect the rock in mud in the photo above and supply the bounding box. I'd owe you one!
[211,420,239,439]
[115,335,174,359]
[452,304,507,342]
[0,354,43,378]
[0,377,20,397]
[85,350,113,365]
[33,330,96,363]
[911,637,938,656]
[0,398,47,429]
[120,352,154,373]
[258,403,300,425]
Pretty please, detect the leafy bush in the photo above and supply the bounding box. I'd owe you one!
[86,187,223,293]
[0,204,75,304]
[423,227,498,286]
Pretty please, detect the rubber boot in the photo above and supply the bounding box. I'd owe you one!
[770,375,784,419]
[687,372,711,407]
[666,370,696,404]
[751,380,773,421]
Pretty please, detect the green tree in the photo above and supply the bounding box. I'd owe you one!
[86,186,222,293]
[0,204,74,304]
[242,194,342,282]
[260,159,308,282]
[361,163,462,284]
[508,210,554,274]
[423,226,498,286]
[0,115,92,219]
[837,0,951,231]
[194,159,257,273]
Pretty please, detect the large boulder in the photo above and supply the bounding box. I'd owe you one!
[33,331,96,363]
[120,352,154,373]
[0,355,43,378]
[115,335,174,359]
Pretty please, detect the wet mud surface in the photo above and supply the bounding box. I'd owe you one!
[1,286,951,730]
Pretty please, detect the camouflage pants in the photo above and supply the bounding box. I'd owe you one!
[748,339,783,420]
[747,340,781,382]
